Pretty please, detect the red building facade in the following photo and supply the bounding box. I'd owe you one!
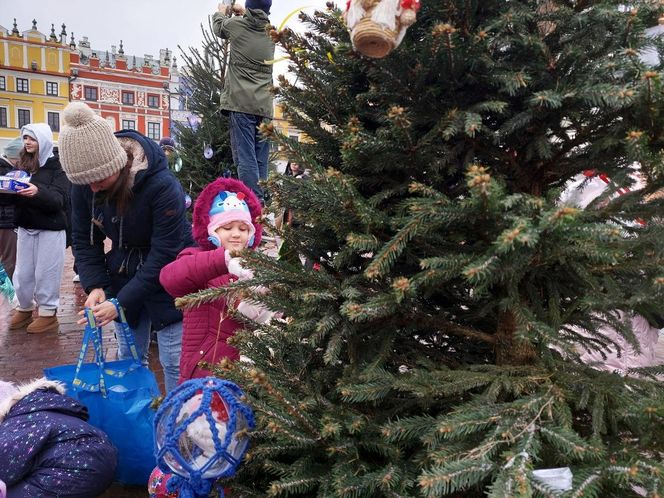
[69,38,171,141]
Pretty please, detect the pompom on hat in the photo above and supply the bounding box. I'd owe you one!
[58,102,128,185]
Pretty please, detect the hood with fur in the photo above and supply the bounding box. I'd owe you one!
[115,129,166,190]
[21,123,54,167]
[193,177,262,250]
[0,378,70,423]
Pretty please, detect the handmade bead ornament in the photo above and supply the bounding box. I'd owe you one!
[154,377,255,498]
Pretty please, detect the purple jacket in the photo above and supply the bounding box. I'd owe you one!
[0,379,117,498]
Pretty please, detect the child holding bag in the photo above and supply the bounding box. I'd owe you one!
[160,178,273,383]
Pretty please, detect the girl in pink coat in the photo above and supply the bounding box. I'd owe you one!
[160,178,271,383]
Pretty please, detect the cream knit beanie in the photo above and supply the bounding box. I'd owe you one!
[59,102,128,185]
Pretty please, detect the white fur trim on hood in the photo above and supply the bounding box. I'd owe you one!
[117,136,149,186]
[21,123,55,167]
[0,378,66,423]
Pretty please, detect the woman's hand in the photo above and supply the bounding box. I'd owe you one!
[17,182,38,197]
[85,288,106,308]
[78,288,112,325]
[77,300,119,327]
[90,300,119,327]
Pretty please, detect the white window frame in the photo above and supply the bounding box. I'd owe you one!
[17,108,31,128]
[47,111,60,132]
[16,78,29,93]
[84,86,98,101]
[46,81,59,96]
[147,121,160,140]
[147,94,159,108]
[122,91,135,105]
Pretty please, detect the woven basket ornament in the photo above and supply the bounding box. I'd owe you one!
[344,0,421,58]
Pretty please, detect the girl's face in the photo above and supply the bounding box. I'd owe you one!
[89,171,121,192]
[215,221,251,253]
[23,135,38,154]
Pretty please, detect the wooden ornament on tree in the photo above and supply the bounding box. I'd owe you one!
[344,0,421,58]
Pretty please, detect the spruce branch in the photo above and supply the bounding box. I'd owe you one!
[416,314,497,345]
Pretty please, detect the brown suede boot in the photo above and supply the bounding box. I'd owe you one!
[10,310,33,330]
[26,316,59,334]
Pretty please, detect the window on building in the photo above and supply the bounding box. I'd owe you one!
[0,77,5,91]
[47,112,60,132]
[147,122,160,140]
[17,109,31,128]
[0,108,7,128]
[84,86,98,101]
[46,82,59,96]
[122,91,135,105]
[147,94,159,108]
[122,119,136,130]
[16,78,29,93]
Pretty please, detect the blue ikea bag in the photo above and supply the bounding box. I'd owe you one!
[44,304,160,485]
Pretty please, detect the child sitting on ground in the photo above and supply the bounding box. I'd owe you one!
[160,177,273,383]
[0,378,117,498]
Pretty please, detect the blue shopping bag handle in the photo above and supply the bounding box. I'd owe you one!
[71,299,143,396]
[71,309,108,395]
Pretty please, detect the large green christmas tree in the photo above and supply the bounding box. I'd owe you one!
[186,1,664,495]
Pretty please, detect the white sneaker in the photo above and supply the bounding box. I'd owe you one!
[72,274,80,283]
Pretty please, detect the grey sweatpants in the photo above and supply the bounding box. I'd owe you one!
[14,228,66,316]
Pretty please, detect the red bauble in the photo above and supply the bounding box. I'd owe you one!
[401,0,421,11]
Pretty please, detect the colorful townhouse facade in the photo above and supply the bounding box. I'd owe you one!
[69,39,171,143]
[0,19,70,149]
[0,18,174,151]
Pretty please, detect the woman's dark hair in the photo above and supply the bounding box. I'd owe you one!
[104,153,134,215]
[18,146,39,174]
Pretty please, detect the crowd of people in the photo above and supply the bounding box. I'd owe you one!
[0,108,274,495]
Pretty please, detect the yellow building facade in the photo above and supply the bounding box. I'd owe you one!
[0,20,70,149]
[272,100,308,161]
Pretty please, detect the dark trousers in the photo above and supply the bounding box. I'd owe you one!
[229,111,270,204]
[0,228,17,280]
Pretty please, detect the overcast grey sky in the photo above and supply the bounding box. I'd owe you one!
[1,1,332,70]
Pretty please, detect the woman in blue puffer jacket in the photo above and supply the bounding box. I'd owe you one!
[58,102,193,394]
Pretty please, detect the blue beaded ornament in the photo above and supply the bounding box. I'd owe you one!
[154,377,255,498]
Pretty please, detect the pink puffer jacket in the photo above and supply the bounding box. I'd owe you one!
[160,178,262,383]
